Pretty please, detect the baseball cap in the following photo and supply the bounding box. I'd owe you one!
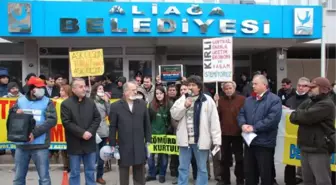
[27,77,46,88]
[307,77,331,94]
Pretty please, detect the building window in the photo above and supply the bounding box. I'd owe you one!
[40,58,69,81]
[0,60,22,85]
[104,58,123,79]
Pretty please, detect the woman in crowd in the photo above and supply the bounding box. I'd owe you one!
[90,84,110,185]
[146,86,173,183]
[59,84,72,172]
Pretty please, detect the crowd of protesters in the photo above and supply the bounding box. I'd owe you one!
[1,66,336,185]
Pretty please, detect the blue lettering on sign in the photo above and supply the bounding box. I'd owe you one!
[289,144,301,160]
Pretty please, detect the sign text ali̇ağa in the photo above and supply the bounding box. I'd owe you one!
[60,4,271,35]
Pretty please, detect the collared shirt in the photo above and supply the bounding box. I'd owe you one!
[46,86,53,96]
[256,91,267,100]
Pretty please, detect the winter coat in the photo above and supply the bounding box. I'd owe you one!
[95,98,110,138]
[278,88,296,105]
[238,91,282,148]
[290,95,335,153]
[108,99,151,167]
[217,94,245,136]
[285,93,309,109]
[170,93,221,150]
[61,96,101,155]
[148,101,173,135]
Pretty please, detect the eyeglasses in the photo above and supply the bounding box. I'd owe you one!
[297,84,308,88]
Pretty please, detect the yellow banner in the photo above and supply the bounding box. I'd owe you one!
[148,135,179,155]
[0,98,118,150]
[69,49,104,77]
[282,112,336,171]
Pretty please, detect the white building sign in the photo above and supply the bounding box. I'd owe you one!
[294,8,314,36]
[203,37,233,82]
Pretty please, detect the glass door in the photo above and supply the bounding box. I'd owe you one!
[125,57,155,81]
[0,60,23,86]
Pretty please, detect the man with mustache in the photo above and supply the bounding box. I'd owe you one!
[109,81,152,185]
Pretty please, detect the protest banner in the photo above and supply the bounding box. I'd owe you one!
[147,135,179,155]
[0,98,118,150]
[203,37,233,83]
[274,109,336,171]
[159,65,183,82]
[0,98,335,171]
[69,49,104,77]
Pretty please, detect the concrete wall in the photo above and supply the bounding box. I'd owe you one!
[287,59,336,85]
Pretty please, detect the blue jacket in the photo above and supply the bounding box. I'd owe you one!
[238,91,282,148]
[0,84,7,97]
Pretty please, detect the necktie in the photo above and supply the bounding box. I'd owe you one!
[256,95,261,101]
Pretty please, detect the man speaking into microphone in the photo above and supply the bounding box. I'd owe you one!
[170,75,221,185]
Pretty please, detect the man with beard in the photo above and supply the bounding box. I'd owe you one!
[109,81,152,185]
[290,77,335,185]
[283,77,310,185]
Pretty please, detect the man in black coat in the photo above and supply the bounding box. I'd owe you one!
[61,78,101,185]
[109,81,152,185]
[283,77,310,185]
[290,77,335,185]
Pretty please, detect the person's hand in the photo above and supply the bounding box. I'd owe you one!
[214,94,219,102]
[246,125,254,133]
[282,105,289,109]
[16,109,23,114]
[242,124,250,133]
[103,95,109,102]
[54,96,59,99]
[185,97,192,108]
[82,131,92,140]
[29,133,34,142]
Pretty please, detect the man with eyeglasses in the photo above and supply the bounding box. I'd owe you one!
[283,77,310,185]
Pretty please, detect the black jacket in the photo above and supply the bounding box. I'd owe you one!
[61,96,101,155]
[290,95,335,153]
[285,93,309,109]
[278,88,296,105]
[109,99,151,167]
[45,86,60,98]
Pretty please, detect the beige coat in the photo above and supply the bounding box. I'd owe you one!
[170,94,221,150]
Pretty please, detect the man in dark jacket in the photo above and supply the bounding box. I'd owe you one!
[283,77,310,185]
[278,78,296,106]
[61,78,101,185]
[0,67,9,97]
[22,73,37,94]
[45,76,60,98]
[216,81,245,185]
[9,77,57,185]
[290,77,335,185]
[109,81,151,185]
[238,74,282,185]
[110,76,126,99]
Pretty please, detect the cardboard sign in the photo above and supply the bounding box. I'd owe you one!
[69,49,104,77]
[203,37,233,82]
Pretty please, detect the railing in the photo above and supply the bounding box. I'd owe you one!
[17,0,334,7]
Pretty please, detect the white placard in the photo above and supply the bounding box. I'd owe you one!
[203,37,233,82]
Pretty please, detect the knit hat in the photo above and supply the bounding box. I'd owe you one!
[0,67,9,78]
[7,82,19,91]
[307,77,331,94]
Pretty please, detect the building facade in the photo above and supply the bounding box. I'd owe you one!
[0,0,327,90]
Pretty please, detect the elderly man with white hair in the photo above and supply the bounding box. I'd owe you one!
[215,81,245,185]
[283,77,310,185]
[238,74,282,185]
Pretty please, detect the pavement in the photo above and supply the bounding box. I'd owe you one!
[0,153,286,185]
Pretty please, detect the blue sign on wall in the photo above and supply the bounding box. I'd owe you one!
[0,1,322,39]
